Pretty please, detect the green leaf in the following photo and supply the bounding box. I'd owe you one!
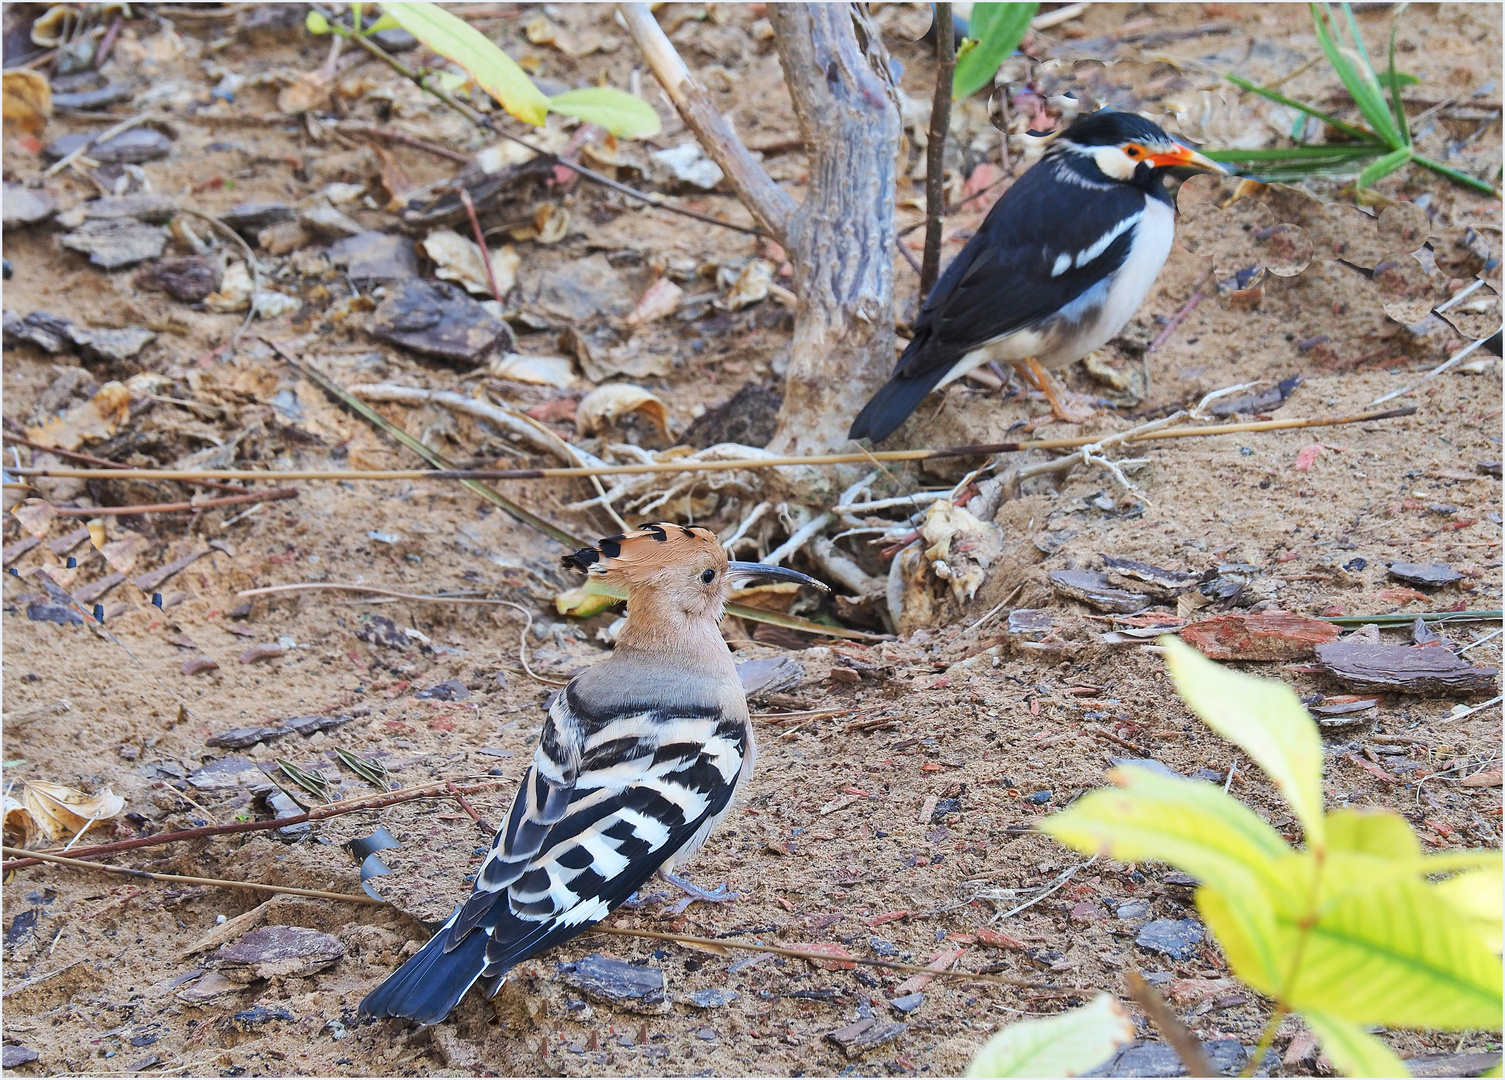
[547,87,661,139]
[1302,1011,1411,1078]
[366,12,400,34]
[383,1,550,127]
[1310,3,1402,147]
[1291,856,1504,1028]
[1356,146,1412,188]
[1195,882,1288,996]
[1160,637,1327,851]
[305,8,332,35]
[1433,865,1504,954]
[1326,808,1420,861]
[966,993,1134,1078]
[952,3,1038,101]
[1205,145,1382,162]
[1412,152,1502,196]
[1385,17,1411,146]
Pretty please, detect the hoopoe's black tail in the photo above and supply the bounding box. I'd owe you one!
[358,907,494,1025]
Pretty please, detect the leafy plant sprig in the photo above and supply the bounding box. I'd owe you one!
[307,1,661,139]
[952,3,1039,101]
[1204,2,1497,196]
[968,637,1502,1078]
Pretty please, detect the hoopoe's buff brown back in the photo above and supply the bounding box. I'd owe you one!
[563,522,726,584]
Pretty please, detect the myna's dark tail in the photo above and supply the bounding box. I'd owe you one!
[848,368,950,443]
[359,908,495,1025]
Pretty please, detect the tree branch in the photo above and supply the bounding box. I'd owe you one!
[920,3,955,298]
[619,3,796,243]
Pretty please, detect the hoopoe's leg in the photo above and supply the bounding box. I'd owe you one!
[659,869,743,915]
[1014,357,1097,426]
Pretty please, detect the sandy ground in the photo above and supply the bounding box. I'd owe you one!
[2,3,1501,1077]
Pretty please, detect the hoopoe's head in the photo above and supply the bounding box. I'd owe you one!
[564,522,829,622]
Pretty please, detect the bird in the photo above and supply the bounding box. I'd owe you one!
[360,523,829,1025]
[849,110,1225,443]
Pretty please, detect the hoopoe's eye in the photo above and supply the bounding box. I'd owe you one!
[700,568,716,584]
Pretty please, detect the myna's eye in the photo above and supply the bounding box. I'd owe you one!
[700,568,716,584]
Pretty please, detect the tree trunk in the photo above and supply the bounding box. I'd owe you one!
[766,3,901,456]
[621,3,901,461]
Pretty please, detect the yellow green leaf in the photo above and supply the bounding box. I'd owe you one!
[1302,1010,1410,1078]
[1041,764,1290,897]
[1161,636,1326,850]
[383,1,549,127]
[548,87,661,140]
[366,12,400,33]
[1291,864,1503,1029]
[555,584,620,619]
[305,9,332,34]
[1326,807,1419,860]
[1433,866,1504,955]
[966,993,1133,1077]
[1195,883,1286,996]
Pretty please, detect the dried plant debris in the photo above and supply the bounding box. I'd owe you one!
[327,231,419,284]
[1049,569,1150,614]
[1387,562,1464,589]
[135,256,222,304]
[558,955,667,1012]
[8,780,124,847]
[1315,642,1498,696]
[1099,556,1210,596]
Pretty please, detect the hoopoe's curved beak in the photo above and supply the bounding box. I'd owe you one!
[727,562,831,593]
[1146,144,1225,174]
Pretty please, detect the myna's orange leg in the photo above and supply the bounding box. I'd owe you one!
[1014,357,1097,426]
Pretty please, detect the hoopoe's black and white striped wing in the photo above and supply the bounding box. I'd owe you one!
[454,684,748,974]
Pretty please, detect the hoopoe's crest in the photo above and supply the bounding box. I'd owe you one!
[563,522,725,582]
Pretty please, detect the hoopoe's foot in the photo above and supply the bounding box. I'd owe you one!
[623,889,672,909]
[659,870,743,916]
[1015,357,1099,428]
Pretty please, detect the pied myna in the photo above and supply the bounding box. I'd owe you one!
[850,110,1225,443]
[360,524,828,1024]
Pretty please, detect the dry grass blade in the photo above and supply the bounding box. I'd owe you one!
[334,748,391,791]
[275,759,336,803]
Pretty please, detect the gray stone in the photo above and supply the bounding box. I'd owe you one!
[327,231,418,283]
[55,193,175,228]
[45,127,172,164]
[1049,569,1151,614]
[2,183,55,226]
[1387,561,1463,588]
[1087,1038,1252,1077]
[1135,918,1205,960]
[68,324,155,362]
[558,954,666,1011]
[825,1017,907,1059]
[214,925,344,980]
[1,1045,40,1068]
[371,278,511,366]
[1116,899,1150,919]
[689,987,738,1009]
[415,679,470,702]
[889,992,924,1013]
[60,219,168,269]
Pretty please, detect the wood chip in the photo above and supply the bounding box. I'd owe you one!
[1181,610,1341,660]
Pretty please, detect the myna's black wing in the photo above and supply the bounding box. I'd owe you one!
[895,164,1150,381]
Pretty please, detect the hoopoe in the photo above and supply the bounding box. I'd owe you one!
[360,523,829,1024]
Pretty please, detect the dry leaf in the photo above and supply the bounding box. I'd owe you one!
[488,353,577,389]
[24,380,131,452]
[3,70,51,138]
[555,584,620,618]
[576,383,670,439]
[371,143,415,210]
[3,795,34,849]
[918,500,1002,605]
[721,259,775,311]
[100,531,149,574]
[86,517,107,551]
[278,70,331,115]
[625,277,684,327]
[534,203,571,244]
[523,13,607,58]
[11,498,56,538]
[21,780,125,844]
[419,229,519,298]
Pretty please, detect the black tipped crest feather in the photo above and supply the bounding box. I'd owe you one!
[563,523,724,580]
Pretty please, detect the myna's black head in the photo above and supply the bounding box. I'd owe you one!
[1051,109,1224,192]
